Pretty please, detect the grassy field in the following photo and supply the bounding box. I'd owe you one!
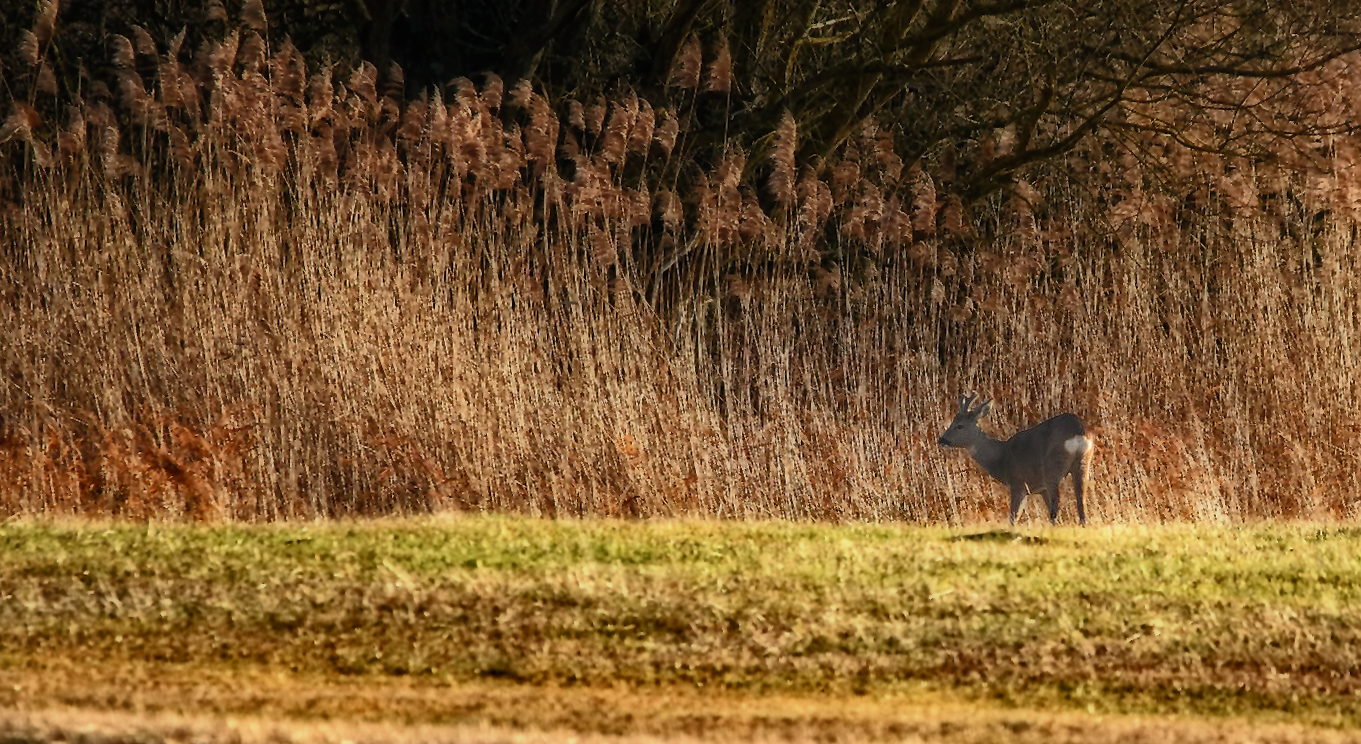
[1,516,1360,742]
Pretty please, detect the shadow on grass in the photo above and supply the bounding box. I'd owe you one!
[951,529,1048,545]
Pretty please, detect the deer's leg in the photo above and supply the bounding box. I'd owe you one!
[1044,484,1060,524]
[1008,486,1026,525]
[1072,464,1089,526]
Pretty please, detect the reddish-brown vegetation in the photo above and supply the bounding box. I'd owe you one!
[2,3,1360,521]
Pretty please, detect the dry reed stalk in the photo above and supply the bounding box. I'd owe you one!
[670,35,702,91]
[768,112,796,205]
[706,40,733,94]
[653,112,679,157]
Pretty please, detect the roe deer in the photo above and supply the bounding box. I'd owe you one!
[938,393,1093,525]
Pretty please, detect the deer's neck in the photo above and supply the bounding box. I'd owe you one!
[965,436,1011,483]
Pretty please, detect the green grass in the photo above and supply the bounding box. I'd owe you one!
[1,517,1359,732]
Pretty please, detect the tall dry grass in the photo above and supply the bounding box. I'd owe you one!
[2,7,1360,523]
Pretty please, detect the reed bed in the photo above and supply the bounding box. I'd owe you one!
[2,7,1359,523]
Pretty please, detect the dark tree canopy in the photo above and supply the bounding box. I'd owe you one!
[5,0,1359,203]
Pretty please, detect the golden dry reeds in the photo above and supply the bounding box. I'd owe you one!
[1,6,1360,523]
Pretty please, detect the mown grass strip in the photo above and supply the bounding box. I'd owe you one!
[0,517,1359,727]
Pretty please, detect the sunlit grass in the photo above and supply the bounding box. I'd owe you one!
[1,517,1358,730]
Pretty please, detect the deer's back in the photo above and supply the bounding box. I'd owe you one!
[1015,412,1086,441]
[1003,413,1090,483]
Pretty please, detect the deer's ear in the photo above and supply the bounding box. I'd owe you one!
[975,400,992,418]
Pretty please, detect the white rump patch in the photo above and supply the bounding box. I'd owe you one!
[1064,435,1092,455]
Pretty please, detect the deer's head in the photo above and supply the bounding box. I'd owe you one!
[938,392,992,448]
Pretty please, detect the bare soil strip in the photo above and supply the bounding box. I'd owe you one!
[2,666,1359,744]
